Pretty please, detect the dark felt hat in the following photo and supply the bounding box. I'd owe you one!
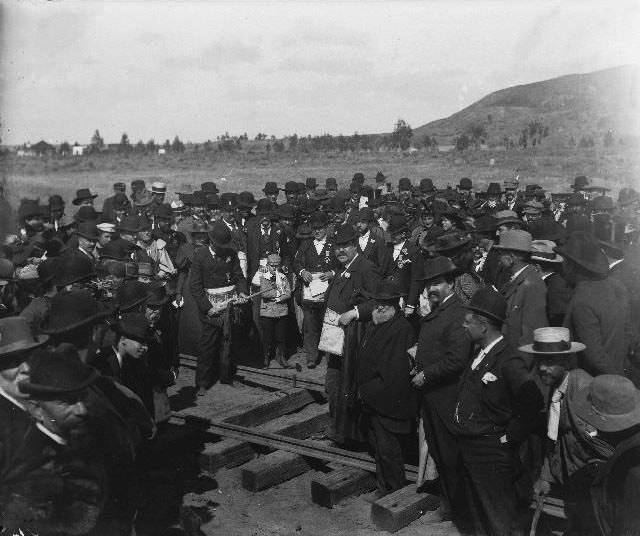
[458,177,472,190]
[131,179,145,189]
[37,257,61,285]
[284,181,298,193]
[417,255,461,281]
[387,214,409,236]
[41,290,111,334]
[115,281,150,312]
[325,177,338,190]
[333,224,358,245]
[306,177,317,189]
[278,203,297,220]
[420,178,436,193]
[72,188,98,206]
[299,198,320,215]
[74,222,100,241]
[0,316,48,358]
[113,182,126,192]
[472,215,498,234]
[364,279,406,301]
[554,231,609,275]
[20,201,46,219]
[398,177,412,192]
[113,192,131,211]
[201,181,219,194]
[357,207,375,223]
[117,214,143,233]
[48,195,65,210]
[237,191,257,208]
[492,230,533,253]
[310,211,329,229]
[56,255,95,287]
[256,198,275,216]
[375,171,386,183]
[566,193,587,206]
[349,181,361,194]
[19,346,98,396]
[486,182,502,196]
[432,231,471,253]
[591,195,615,212]
[74,206,100,223]
[465,287,507,324]
[112,312,155,342]
[571,175,589,190]
[263,181,279,195]
[352,172,365,184]
[220,192,237,209]
[208,221,235,249]
[100,240,134,261]
[295,223,314,240]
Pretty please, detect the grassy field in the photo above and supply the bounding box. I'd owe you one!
[2,144,639,210]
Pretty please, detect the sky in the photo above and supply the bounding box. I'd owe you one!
[2,0,639,145]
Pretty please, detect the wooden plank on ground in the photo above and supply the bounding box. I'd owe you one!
[200,404,329,473]
[311,466,377,508]
[241,450,310,491]
[370,484,439,533]
[222,388,314,427]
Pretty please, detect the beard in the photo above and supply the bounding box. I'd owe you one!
[372,307,396,325]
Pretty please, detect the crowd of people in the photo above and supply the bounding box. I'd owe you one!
[0,172,639,535]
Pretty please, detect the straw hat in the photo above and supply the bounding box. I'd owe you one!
[519,327,585,354]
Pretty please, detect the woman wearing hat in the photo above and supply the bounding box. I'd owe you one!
[522,327,612,536]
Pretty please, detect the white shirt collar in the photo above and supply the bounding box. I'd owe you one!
[471,335,504,370]
[36,422,67,445]
[441,293,454,305]
[510,264,529,281]
[393,240,405,260]
[112,346,123,368]
[0,385,27,411]
[358,230,370,249]
[609,258,624,270]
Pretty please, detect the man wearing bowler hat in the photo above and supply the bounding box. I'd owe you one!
[454,288,544,535]
[64,221,100,265]
[72,188,98,208]
[102,182,128,222]
[356,207,392,277]
[411,256,472,517]
[190,221,248,396]
[262,181,280,204]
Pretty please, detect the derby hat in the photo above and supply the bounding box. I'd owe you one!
[18,346,98,396]
[357,207,375,223]
[0,316,48,358]
[112,312,154,343]
[186,220,212,234]
[295,223,314,240]
[237,191,257,208]
[398,177,412,192]
[494,210,522,227]
[574,374,640,432]
[432,231,471,253]
[72,188,98,206]
[326,177,338,190]
[256,198,275,216]
[554,231,609,275]
[201,181,219,194]
[115,281,150,312]
[113,182,126,192]
[530,240,563,263]
[349,181,361,194]
[208,221,235,249]
[465,287,507,324]
[284,181,298,193]
[151,181,167,194]
[48,194,65,210]
[365,279,406,301]
[310,211,329,229]
[278,203,297,220]
[131,179,145,190]
[352,172,365,184]
[74,206,100,223]
[74,222,100,241]
[333,224,358,245]
[493,230,533,253]
[263,181,280,195]
[519,327,585,354]
[486,182,503,196]
[41,290,111,334]
[417,255,461,281]
[100,240,134,261]
[56,255,95,287]
[571,175,589,191]
[154,203,173,220]
[388,214,409,236]
[146,283,168,306]
[117,214,143,234]
[420,178,436,193]
[458,177,472,190]
[472,215,498,234]
[306,177,317,189]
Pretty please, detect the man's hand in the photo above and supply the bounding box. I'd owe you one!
[533,479,551,498]
[319,271,333,282]
[411,371,425,388]
[300,270,314,283]
[235,292,249,304]
[338,309,358,326]
[207,303,225,317]
[404,305,415,316]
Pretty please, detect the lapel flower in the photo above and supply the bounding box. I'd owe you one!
[481,372,498,384]
[343,271,351,279]
[401,247,408,256]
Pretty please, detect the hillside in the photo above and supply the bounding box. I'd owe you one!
[413,65,639,146]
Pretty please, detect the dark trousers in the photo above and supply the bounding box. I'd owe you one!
[260,315,287,353]
[368,413,408,495]
[196,315,224,389]
[302,305,324,365]
[458,435,521,536]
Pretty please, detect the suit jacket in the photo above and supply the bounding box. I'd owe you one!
[358,231,393,277]
[324,254,380,319]
[544,271,573,326]
[387,239,423,306]
[563,277,632,376]
[415,293,473,421]
[453,338,544,442]
[246,224,286,282]
[501,264,548,349]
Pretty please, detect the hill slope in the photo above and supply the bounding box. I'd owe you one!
[413,65,639,146]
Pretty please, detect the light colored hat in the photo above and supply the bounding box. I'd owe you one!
[519,327,585,354]
[151,181,167,193]
[493,229,533,253]
[530,240,563,263]
[96,222,116,233]
[170,199,185,212]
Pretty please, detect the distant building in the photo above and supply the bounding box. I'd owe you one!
[72,144,85,156]
[158,148,166,155]
[30,140,56,156]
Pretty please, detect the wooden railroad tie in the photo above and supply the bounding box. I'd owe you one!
[311,466,377,508]
[241,450,311,491]
[370,484,440,533]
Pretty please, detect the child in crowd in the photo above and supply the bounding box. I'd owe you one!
[259,253,291,368]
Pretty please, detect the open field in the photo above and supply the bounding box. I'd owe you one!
[2,144,639,209]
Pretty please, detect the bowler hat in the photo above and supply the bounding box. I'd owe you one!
[74,206,100,223]
[571,176,589,191]
[41,290,111,334]
[494,210,522,227]
[465,287,507,324]
[417,256,461,281]
[263,182,279,195]
[48,195,65,210]
[278,203,296,220]
[112,312,154,343]
[472,215,498,234]
[310,211,328,229]
[398,177,412,192]
[519,327,585,354]
[420,178,436,193]
[493,230,533,253]
[117,215,143,234]
[284,181,298,193]
[333,224,358,245]
[352,172,365,184]
[554,231,609,275]
[530,240,563,263]
[131,179,145,190]
[349,181,361,194]
[201,181,219,194]
[18,346,98,396]
[295,223,314,240]
[56,255,95,287]
[486,182,502,196]
[72,188,98,206]
[256,198,275,216]
[458,177,472,190]
[237,191,257,208]
[306,177,317,189]
[115,281,150,312]
[365,279,405,301]
[208,221,235,249]
[154,203,173,220]
[387,214,409,236]
[0,316,48,358]
[357,207,375,223]
[325,177,338,190]
[574,375,640,432]
[432,231,471,253]
[74,222,100,241]
[146,283,168,306]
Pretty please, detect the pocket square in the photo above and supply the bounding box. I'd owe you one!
[481,372,498,384]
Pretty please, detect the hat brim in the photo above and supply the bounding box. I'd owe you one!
[72,195,98,206]
[492,244,532,254]
[18,368,99,396]
[416,266,462,282]
[40,309,111,335]
[531,254,563,263]
[74,231,100,241]
[208,235,236,251]
[518,341,585,354]
[0,335,49,358]
[433,238,471,252]
[554,246,609,275]
[573,385,640,433]
[464,304,505,324]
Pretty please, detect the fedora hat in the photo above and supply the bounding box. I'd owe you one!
[364,279,406,301]
[432,231,470,253]
[146,283,168,306]
[115,281,150,312]
[333,224,358,245]
[41,290,111,334]
[574,374,640,432]
[48,194,65,210]
[0,316,48,358]
[465,287,507,324]
[72,188,98,206]
[493,230,533,253]
[131,179,145,190]
[74,222,100,241]
[417,256,461,281]
[112,312,155,343]
[18,346,98,396]
[55,255,95,287]
[530,240,563,263]
[519,327,585,354]
[283,181,298,193]
[73,206,100,223]
[554,231,609,275]
[208,221,235,249]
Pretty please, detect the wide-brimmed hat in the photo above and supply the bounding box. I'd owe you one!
[146,283,168,306]
[151,181,167,194]
[0,316,48,358]
[112,312,155,343]
[530,240,563,263]
[364,279,405,301]
[18,346,98,396]
[574,374,640,432]
[554,231,609,275]
[74,206,100,223]
[48,194,65,210]
[432,231,471,253]
[56,255,95,287]
[333,224,358,245]
[115,281,150,312]
[417,256,461,281]
[519,327,585,354]
[72,188,98,206]
[74,222,100,241]
[465,287,507,324]
[41,290,111,334]
[493,230,533,253]
[208,221,235,249]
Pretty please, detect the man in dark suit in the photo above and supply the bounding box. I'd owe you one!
[64,222,100,266]
[190,221,248,396]
[356,207,392,277]
[101,182,128,222]
[411,256,472,517]
[323,224,381,445]
[454,288,544,535]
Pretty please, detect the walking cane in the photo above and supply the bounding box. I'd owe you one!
[529,494,544,536]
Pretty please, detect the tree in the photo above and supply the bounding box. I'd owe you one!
[146,138,156,152]
[172,135,185,152]
[135,140,145,153]
[119,132,131,153]
[422,135,432,148]
[163,139,171,151]
[273,140,285,152]
[203,139,214,152]
[288,134,298,151]
[454,134,470,152]
[59,141,71,155]
[391,119,413,150]
[467,123,487,148]
[90,129,104,151]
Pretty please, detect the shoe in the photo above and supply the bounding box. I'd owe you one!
[263,353,271,369]
[416,478,441,495]
[196,387,207,397]
[275,347,291,369]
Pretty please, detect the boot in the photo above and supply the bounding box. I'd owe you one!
[275,345,291,369]
[263,350,271,369]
